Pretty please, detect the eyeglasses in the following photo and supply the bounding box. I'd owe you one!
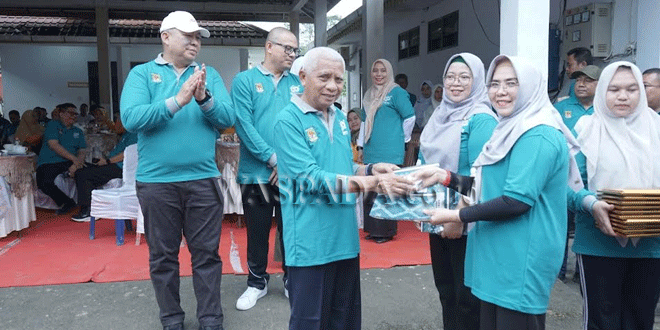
[488,80,519,91]
[444,74,472,85]
[270,41,300,57]
[644,84,660,89]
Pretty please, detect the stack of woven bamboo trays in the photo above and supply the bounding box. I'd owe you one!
[598,189,660,237]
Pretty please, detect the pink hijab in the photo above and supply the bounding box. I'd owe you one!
[362,59,398,142]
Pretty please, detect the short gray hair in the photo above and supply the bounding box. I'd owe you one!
[301,47,345,74]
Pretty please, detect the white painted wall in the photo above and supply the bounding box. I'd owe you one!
[0,43,257,115]
[636,0,660,70]
[388,0,501,98]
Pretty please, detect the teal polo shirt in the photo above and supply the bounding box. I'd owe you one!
[569,151,660,258]
[274,95,358,267]
[37,120,86,167]
[232,65,303,184]
[120,54,235,183]
[464,125,569,314]
[553,96,593,130]
[458,113,498,175]
[363,86,415,164]
[107,131,138,168]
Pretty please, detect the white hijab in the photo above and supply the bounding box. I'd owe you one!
[575,61,660,191]
[414,80,434,127]
[419,53,496,172]
[431,84,443,109]
[469,55,583,203]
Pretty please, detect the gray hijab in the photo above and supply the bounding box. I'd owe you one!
[419,53,495,172]
[469,55,583,203]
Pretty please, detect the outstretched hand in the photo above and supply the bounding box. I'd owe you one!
[410,167,448,189]
[422,208,460,226]
[374,173,414,197]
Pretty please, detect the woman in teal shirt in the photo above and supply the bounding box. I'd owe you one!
[419,53,497,330]
[569,62,660,330]
[413,55,582,330]
[361,59,415,243]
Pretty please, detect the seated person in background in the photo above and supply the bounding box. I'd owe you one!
[89,105,117,132]
[71,122,137,222]
[36,103,86,215]
[113,111,126,134]
[51,105,62,122]
[0,114,12,145]
[7,110,20,137]
[643,68,660,114]
[35,106,49,127]
[76,103,93,126]
[16,110,46,154]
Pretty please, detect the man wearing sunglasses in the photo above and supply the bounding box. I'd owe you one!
[231,27,302,311]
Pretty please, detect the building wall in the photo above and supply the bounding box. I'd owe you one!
[385,0,500,100]
[0,43,255,115]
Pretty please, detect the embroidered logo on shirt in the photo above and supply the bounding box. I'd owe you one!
[305,127,318,143]
[290,85,300,94]
[384,96,392,104]
[339,121,349,136]
[151,73,162,83]
[564,110,572,119]
[73,132,80,139]
[255,83,264,93]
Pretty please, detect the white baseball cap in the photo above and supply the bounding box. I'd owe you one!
[160,11,210,38]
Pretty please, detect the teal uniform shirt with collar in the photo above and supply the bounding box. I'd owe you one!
[553,96,593,130]
[464,125,569,315]
[120,54,235,183]
[569,151,660,258]
[107,131,138,168]
[232,64,303,184]
[458,113,498,175]
[274,95,358,267]
[37,120,86,167]
[363,86,415,165]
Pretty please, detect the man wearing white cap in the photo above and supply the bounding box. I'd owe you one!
[121,10,234,330]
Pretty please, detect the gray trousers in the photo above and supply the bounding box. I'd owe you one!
[137,178,224,328]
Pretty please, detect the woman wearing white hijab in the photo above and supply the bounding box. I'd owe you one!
[419,53,497,330]
[422,84,444,127]
[361,58,416,243]
[414,80,434,129]
[413,55,583,329]
[569,61,660,330]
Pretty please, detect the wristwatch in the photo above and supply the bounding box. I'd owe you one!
[196,89,212,104]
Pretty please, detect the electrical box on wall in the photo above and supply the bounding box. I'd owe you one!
[562,2,612,57]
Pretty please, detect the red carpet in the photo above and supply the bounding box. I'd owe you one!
[0,209,431,288]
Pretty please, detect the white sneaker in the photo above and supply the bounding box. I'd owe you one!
[236,286,267,310]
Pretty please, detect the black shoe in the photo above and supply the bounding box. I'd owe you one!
[56,201,76,215]
[364,234,374,240]
[71,207,91,222]
[163,324,184,330]
[374,237,392,244]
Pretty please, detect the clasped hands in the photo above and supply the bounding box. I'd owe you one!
[175,64,208,108]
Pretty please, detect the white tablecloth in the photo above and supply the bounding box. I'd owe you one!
[0,153,37,238]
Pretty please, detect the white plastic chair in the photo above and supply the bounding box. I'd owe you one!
[89,144,144,246]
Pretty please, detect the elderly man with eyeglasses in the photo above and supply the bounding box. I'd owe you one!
[231,27,303,311]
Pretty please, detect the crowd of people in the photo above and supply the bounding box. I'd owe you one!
[122,11,658,330]
[5,9,660,330]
